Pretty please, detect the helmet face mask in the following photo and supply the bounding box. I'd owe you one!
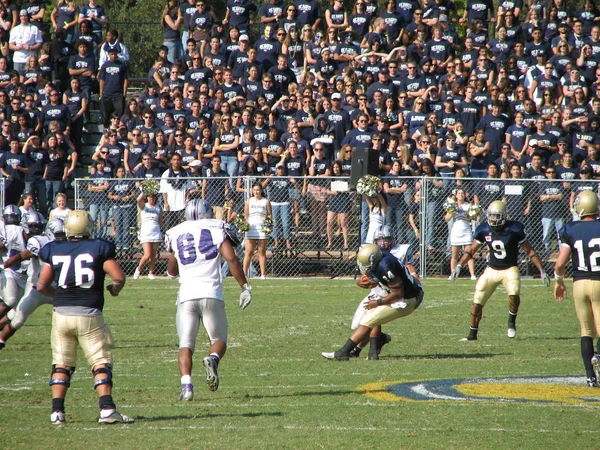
[3,205,21,225]
[357,243,383,274]
[64,210,93,239]
[574,190,599,218]
[185,199,212,221]
[373,225,394,251]
[45,218,66,241]
[22,212,45,236]
[487,201,507,228]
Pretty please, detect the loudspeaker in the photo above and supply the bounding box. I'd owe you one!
[349,147,379,190]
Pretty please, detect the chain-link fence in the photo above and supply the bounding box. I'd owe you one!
[73,176,597,278]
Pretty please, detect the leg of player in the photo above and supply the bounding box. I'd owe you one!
[366,326,392,360]
[178,347,195,400]
[93,363,135,424]
[203,340,226,393]
[581,337,599,387]
[462,303,483,341]
[507,295,520,338]
[49,364,74,425]
[0,301,10,321]
[201,299,228,392]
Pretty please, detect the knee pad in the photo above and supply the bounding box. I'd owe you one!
[9,310,26,330]
[92,364,113,390]
[49,365,75,387]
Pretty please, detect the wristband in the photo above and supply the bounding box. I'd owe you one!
[113,281,124,286]
[554,273,564,281]
[376,298,383,306]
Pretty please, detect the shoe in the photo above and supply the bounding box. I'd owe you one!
[366,352,379,360]
[460,336,477,341]
[148,273,156,280]
[448,275,452,281]
[179,383,194,401]
[50,411,65,425]
[587,377,599,388]
[260,275,266,280]
[507,328,517,339]
[203,356,219,392]
[470,276,477,281]
[133,268,140,280]
[321,351,349,361]
[98,410,135,424]
[376,333,392,356]
[0,340,4,350]
[592,354,600,381]
[348,346,362,358]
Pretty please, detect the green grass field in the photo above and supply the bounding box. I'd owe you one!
[0,278,598,450]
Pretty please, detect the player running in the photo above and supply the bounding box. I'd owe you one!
[450,200,549,340]
[554,191,600,387]
[165,199,251,401]
[0,205,28,321]
[322,243,424,361]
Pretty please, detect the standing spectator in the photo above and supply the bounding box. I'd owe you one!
[243,182,272,279]
[37,210,134,425]
[107,166,136,249]
[214,113,240,182]
[160,152,188,229]
[63,77,86,153]
[265,163,294,249]
[78,0,107,38]
[0,137,28,205]
[539,166,567,255]
[98,29,130,70]
[133,191,163,280]
[8,10,43,75]
[325,160,351,250]
[99,48,129,129]
[49,192,72,221]
[87,159,110,238]
[224,0,257,35]
[202,154,229,220]
[68,39,97,104]
[161,0,183,65]
[41,88,71,134]
[51,0,79,44]
[22,135,48,216]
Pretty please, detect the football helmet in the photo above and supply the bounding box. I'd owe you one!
[3,205,21,225]
[64,210,93,239]
[223,222,242,247]
[45,218,67,241]
[357,243,382,275]
[487,201,507,228]
[373,225,394,251]
[574,190,599,218]
[185,199,212,221]
[22,212,45,236]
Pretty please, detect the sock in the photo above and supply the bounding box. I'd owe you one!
[468,327,478,339]
[209,353,220,363]
[99,394,116,411]
[52,397,65,413]
[582,336,595,378]
[181,375,192,385]
[508,311,517,328]
[368,337,379,356]
[339,339,357,355]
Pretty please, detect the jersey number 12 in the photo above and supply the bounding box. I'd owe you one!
[573,238,600,272]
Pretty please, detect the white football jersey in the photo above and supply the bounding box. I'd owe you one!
[26,234,51,285]
[3,224,29,274]
[165,219,227,302]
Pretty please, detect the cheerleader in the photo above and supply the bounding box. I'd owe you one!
[243,182,272,280]
[364,192,387,245]
[445,188,476,280]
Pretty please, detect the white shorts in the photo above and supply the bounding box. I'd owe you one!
[0,271,26,308]
[176,297,228,350]
[9,286,53,329]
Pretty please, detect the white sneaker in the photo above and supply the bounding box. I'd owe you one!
[470,276,477,281]
[448,275,452,281]
[133,268,140,280]
[260,275,266,280]
[50,411,65,425]
[507,328,517,338]
[147,273,155,280]
[178,384,194,401]
[98,410,135,424]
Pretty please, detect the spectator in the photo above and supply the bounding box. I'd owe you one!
[265,163,294,249]
[17,191,36,217]
[99,48,130,129]
[0,137,27,205]
[325,160,351,249]
[87,158,110,238]
[202,154,229,220]
[48,192,71,221]
[51,0,79,45]
[63,77,86,153]
[161,0,183,65]
[539,166,567,255]
[133,191,163,280]
[22,135,47,215]
[78,0,107,38]
[107,166,136,250]
[8,10,43,75]
[160,152,189,229]
[243,181,272,279]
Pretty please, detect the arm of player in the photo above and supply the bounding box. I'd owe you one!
[451,240,481,281]
[166,252,179,279]
[364,279,404,309]
[2,249,34,268]
[103,258,126,296]
[220,238,252,309]
[37,263,56,297]
[553,244,571,302]
[520,240,550,286]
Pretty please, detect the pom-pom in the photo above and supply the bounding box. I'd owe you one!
[443,196,458,214]
[261,216,274,234]
[466,203,482,221]
[140,179,159,196]
[233,215,250,233]
[356,175,381,197]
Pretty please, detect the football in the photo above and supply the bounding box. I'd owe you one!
[357,274,377,289]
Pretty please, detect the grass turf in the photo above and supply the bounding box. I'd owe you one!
[0,278,597,450]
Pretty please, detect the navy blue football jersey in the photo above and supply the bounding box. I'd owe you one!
[559,220,600,281]
[474,220,527,270]
[370,251,422,301]
[39,239,117,311]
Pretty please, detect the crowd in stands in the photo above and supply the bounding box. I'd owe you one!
[1,0,600,255]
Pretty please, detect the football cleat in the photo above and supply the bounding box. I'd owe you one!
[179,384,194,401]
[348,346,362,358]
[50,411,65,425]
[98,410,135,424]
[587,377,599,388]
[460,336,477,341]
[203,356,219,391]
[321,351,349,361]
[376,333,392,355]
[592,354,600,381]
[507,328,517,339]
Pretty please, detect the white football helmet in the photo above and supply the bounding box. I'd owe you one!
[45,218,67,241]
[22,212,45,236]
[3,205,21,225]
[373,225,394,251]
[185,199,212,221]
[487,201,507,228]
[357,244,382,275]
[64,210,93,239]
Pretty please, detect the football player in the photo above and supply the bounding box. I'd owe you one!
[0,217,65,349]
[554,191,600,387]
[350,225,420,359]
[37,210,134,425]
[450,200,549,340]
[322,243,424,361]
[165,199,251,401]
[0,205,28,321]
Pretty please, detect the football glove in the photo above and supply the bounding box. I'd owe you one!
[449,264,462,281]
[540,270,550,287]
[239,283,252,309]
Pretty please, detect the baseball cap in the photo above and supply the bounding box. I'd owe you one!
[189,160,203,168]
[239,34,249,41]
[379,68,389,75]
[331,93,342,100]
[529,139,538,147]
[558,137,569,144]
[107,48,119,54]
